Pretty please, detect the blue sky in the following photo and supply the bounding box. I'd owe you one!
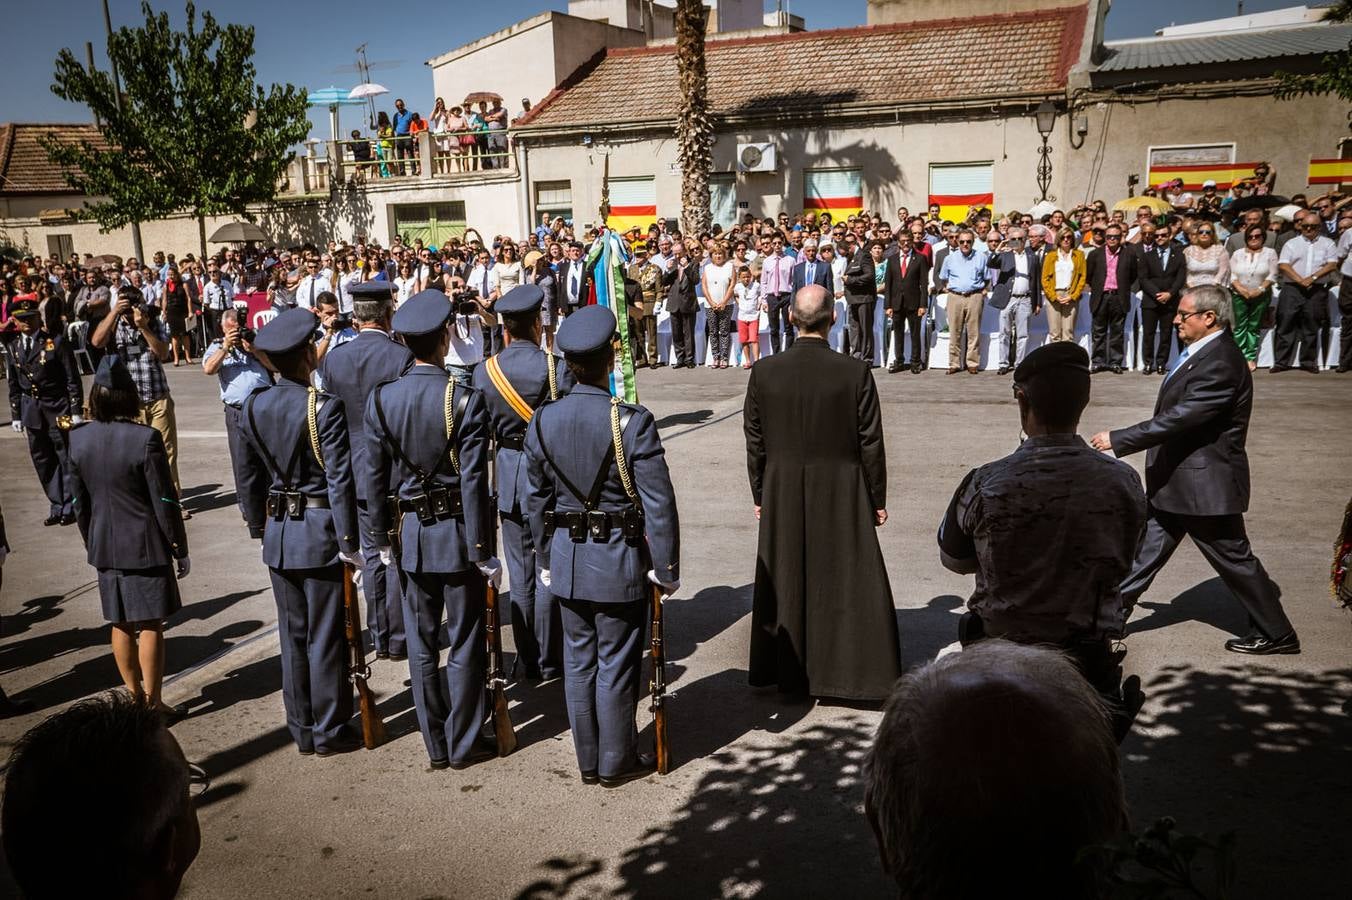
[0,0,1308,136]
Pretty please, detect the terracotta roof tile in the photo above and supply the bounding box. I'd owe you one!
[0,122,105,195]
[520,6,1088,130]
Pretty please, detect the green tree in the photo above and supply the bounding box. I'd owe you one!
[675,0,712,235]
[1276,0,1352,127]
[45,1,309,259]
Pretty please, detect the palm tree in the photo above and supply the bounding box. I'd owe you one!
[675,0,712,234]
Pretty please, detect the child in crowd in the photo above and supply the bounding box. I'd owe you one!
[734,265,764,369]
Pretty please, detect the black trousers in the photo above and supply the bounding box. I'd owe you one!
[480,324,504,356]
[1273,283,1327,370]
[1091,294,1128,368]
[847,300,876,364]
[1339,276,1352,370]
[890,310,923,365]
[223,404,268,535]
[668,311,696,366]
[24,409,73,518]
[1139,298,1178,370]
[1119,507,1294,640]
[766,292,793,353]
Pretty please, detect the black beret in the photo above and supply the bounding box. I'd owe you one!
[1013,341,1090,383]
[253,307,318,354]
[391,289,452,336]
[496,284,544,317]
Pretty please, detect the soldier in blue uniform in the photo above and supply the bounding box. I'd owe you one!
[362,290,501,770]
[473,284,574,680]
[524,305,680,787]
[5,297,84,526]
[318,280,414,661]
[244,308,364,757]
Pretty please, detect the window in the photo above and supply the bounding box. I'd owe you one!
[604,176,656,233]
[46,234,74,260]
[709,173,736,230]
[1145,143,1254,190]
[535,180,573,224]
[803,168,862,219]
[391,202,466,246]
[928,163,993,223]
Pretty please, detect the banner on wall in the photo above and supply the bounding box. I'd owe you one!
[604,177,657,233]
[1308,158,1352,186]
[803,168,863,219]
[1146,161,1260,190]
[928,163,993,223]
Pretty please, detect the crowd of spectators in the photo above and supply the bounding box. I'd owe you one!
[343,95,531,180]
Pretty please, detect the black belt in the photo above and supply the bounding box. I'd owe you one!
[544,508,644,542]
[268,490,329,508]
[949,289,982,297]
[267,490,329,520]
[496,433,524,451]
[397,489,463,516]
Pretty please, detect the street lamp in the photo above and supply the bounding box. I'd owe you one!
[1034,101,1056,202]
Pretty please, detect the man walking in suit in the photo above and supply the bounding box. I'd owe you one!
[989,228,1042,375]
[883,231,930,373]
[1091,285,1298,655]
[744,285,900,701]
[1136,223,1187,374]
[1084,224,1140,373]
[318,281,414,660]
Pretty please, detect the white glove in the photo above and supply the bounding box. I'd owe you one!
[377,545,394,567]
[176,556,191,579]
[69,415,84,425]
[539,568,551,589]
[647,569,680,596]
[477,557,503,589]
[10,421,23,433]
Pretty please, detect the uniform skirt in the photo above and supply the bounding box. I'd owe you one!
[97,566,181,623]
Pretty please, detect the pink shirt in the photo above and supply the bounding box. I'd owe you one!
[1104,247,1120,292]
[759,251,793,295]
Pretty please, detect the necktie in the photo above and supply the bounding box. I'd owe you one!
[1165,345,1190,381]
[900,255,908,278]
[482,270,490,297]
[309,280,317,306]
[570,269,579,301]
[1160,248,1169,269]
[806,263,815,284]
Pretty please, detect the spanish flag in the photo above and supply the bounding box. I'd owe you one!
[928,164,994,223]
[804,169,863,218]
[605,177,657,233]
[1308,158,1352,186]
[1147,162,1259,191]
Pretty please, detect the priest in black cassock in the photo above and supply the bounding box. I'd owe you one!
[744,284,901,702]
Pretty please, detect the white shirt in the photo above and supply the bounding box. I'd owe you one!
[734,281,762,321]
[652,252,674,274]
[1278,233,1339,282]
[1339,229,1352,279]
[443,313,484,366]
[204,278,235,311]
[468,264,499,301]
[335,271,361,313]
[1229,247,1278,294]
[702,261,734,307]
[394,276,418,305]
[563,262,583,305]
[1012,252,1030,296]
[295,274,331,309]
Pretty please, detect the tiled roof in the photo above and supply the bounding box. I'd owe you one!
[519,5,1088,130]
[0,123,104,195]
[1097,22,1352,72]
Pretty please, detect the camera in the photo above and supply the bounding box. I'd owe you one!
[451,286,480,317]
[331,313,353,332]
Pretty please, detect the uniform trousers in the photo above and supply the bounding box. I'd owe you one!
[268,564,353,753]
[946,292,984,368]
[1119,507,1294,641]
[223,404,268,536]
[1140,298,1180,369]
[1273,283,1327,370]
[24,409,73,517]
[357,499,404,656]
[765,292,793,353]
[997,296,1033,367]
[630,311,658,366]
[500,509,560,678]
[560,598,645,777]
[1091,293,1129,368]
[402,569,487,764]
[847,299,876,364]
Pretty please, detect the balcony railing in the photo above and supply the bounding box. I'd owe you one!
[286,129,515,195]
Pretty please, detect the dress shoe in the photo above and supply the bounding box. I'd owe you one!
[910,364,922,374]
[375,650,390,660]
[59,513,76,526]
[580,770,600,785]
[887,363,903,374]
[1112,365,1124,374]
[1142,366,1154,375]
[599,753,658,788]
[1336,366,1350,373]
[428,758,450,771]
[997,365,1010,376]
[947,367,961,374]
[1269,365,1290,373]
[315,731,364,756]
[1090,365,1107,374]
[1224,630,1300,655]
[966,366,980,375]
[387,651,407,662]
[449,743,498,770]
[43,514,61,527]
[1299,365,1320,374]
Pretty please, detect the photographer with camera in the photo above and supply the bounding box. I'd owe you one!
[444,276,488,382]
[91,285,184,505]
[313,291,356,365]
[202,305,273,539]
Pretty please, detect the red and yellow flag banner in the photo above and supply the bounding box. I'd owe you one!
[1147,162,1260,191]
[1308,158,1352,186]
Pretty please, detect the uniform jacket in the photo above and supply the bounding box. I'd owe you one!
[1138,244,1188,305]
[317,329,414,503]
[472,341,574,515]
[1110,329,1253,516]
[243,381,360,569]
[524,384,679,603]
[1085,244,1142,315]
[882,249,931,314]
[626,260,662,315]
[362,367,493,573]
[6,330,83,428]
[69,420,187,569]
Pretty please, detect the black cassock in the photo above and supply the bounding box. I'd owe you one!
[744,338,901,701]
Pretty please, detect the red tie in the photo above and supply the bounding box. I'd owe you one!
[900,254,908,278]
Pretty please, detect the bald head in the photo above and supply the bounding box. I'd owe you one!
[789,284,834,335]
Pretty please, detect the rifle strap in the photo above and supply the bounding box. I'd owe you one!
[484,355,534,423]
[373,379,465,487]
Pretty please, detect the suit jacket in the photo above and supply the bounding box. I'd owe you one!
[1137,244,1188,306]
[6,330,83,429]
[882,249,930,313]
[472,341,574,514]
[556,259,592,313]
[843,248,878,306]
[525,383,679,603]
[1085,244,1141,315]
[69,420,187,569]
[663,261,699,314]
[243,381,360,568]
[318,329,414,503]
[791,258,833,295]
[931,245,955,296]
[1109,329,1252,516]
[990,249,1044,310]
[363,367,492,573]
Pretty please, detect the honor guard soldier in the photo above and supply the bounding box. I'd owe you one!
[524,305,680,787]
[6,297,83,526]
[362,290,502,770]
[318,280,414,661]
[245,308,364,757]
[473,284,574,680]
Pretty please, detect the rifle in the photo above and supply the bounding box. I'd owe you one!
[485,581,517,755]
[342,562,386,750]
[649,582,670,775]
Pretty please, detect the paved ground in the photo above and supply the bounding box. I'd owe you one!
[1,361,1349,899]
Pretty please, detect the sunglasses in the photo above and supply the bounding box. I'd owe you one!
[958,239,973,245]
[1298,223,1320,230]
[1197,229,1214,235]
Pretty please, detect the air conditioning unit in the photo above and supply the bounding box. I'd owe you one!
[737,142,777,174]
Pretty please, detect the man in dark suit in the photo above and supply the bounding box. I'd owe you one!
[1084,224,1140,373]
[883,232,930,373]
[1091,285,1298,655]
[791,240,833,297]
[318,281,414,660]
[1135,224,1187,374]
[662,246,699,368]
[744,284,900,701]
[989,228,1043,375]
[556,241,591,318]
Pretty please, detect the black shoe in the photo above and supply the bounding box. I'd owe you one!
[887,363,903,373]
[1269,365,1290,373]
[1224,631,1300,655]
[43,514,61,527]
[1142,366,1154,375]
[375,650,390,660]
[248,526,265,540]
[580,770,600,785]
[160,703,191,726]
[1336,366,1350,373]
[910,364,922,374]
[428,758,450,771]
[1112,365,1124,374]
[388,651,407,663]
[1090,365,1106,374]
[997,365,1010,376]
[315,731,364,756]
[599,753,658,788]
[297,746,315,756]
[449,743,497,770]
[0,694,35,719]
[59,513,76,526]
[1299,365,1320,374]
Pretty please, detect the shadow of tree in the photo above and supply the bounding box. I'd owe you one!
[255,181,376,247]
[653,409,713,430]
[1121,664,1352,897]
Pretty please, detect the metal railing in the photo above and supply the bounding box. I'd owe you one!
[287,130,516,194]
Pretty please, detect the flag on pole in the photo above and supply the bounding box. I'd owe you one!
[1308,158,1352,186]
[584,229,638,403]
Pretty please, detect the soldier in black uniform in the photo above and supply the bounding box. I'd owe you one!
[6,296,83,526]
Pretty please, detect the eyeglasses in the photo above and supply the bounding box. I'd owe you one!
[958,239,973,245]
[1177,310,1212,322]
[1246,232,1264,240]
[1105,233,1122,240]
[1197,229,1214,235]
[1298,223,1320,230]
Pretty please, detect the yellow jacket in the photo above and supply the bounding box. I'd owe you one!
[1041,248,1086,302]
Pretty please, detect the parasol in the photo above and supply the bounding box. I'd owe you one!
[1226,194,1289,215]
[208,221,271,244]
[348,83,389,100]
[463,91,503,106]
[1113,195,1173,215]
[1027,199,1058,218]
[307,86,367,142]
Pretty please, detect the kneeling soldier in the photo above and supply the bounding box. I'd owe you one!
[363,290,501,770]
[524,305,680,787]
[245,308,364,756]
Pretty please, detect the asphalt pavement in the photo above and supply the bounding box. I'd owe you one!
[0,360,1349,899]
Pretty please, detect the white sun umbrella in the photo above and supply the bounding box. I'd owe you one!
[1028,199,1058,218]
[348,83,389,100]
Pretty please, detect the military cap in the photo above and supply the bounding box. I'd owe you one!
[555,304,616,356]
[9,296,40,318]
[93,353,137,394]
[349,279,397,298]
[391,289,452,336]
[496,284,544,318]
[253,307,319,354]
[1013,341,1090,383]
